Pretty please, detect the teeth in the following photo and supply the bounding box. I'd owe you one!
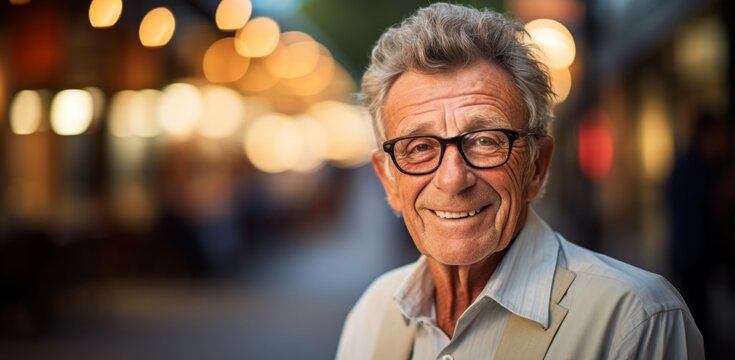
[435,207,483,219]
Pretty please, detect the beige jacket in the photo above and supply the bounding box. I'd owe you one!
[337,214,704,359]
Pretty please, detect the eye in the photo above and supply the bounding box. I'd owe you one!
[410,142,434,153]
[475,136,499,147]
[403,137,437,153]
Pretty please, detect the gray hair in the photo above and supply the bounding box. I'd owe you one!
[362,2,554,161]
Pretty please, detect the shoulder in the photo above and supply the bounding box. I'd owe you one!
[336,261,416,359]
[359,262,417,309]
[553,237,703,358]
[559,235,686,316]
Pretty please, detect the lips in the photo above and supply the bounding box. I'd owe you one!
[432,205,487,219]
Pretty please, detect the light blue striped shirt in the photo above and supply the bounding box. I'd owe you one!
[394,208,558,359]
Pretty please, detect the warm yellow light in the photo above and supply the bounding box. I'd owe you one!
[550,66,571,104]
[675,19,727,87]
[85,86,106,125]
[10,0,31,5]
[131,89,162,137]
[157,83,202,137]
[109,90,136,138]
[290,115,326,172]
[10,90,43,135]
[237,58,280,92]
[50,89,94,136]
[262,31,320,79]
[203,38,251,83]
[244,113,303,173]
[89,0,123,28]
[109,90,160,138]
[215,0,252,31]
[234,17,280,57]
[139,7,176,47]
[638,95,674,182]
[309,101,373,167]
[282,47,335,97]
[525,18,576,70]
[197,86,244,139]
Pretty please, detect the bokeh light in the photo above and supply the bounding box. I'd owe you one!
[86,86,107,131]
[9,0,31,5]
[525,18,576,70]
[244,113,302,173]
[578,111,614,181]
[639,95,674,182]
[157,83,202,138]
[9,90,43,135]
[132,89,162,137]
[109,89,160,138]
[108,90,137,138]
[290,115,326,172]
[309,101,374,167]
[237,58,280,92]
[262,31,320,79]
[203,38,251,83]
[281,46,335,97]
[234,17,280,58]
[550,66,572,104]
[50,89,94,136]
[139,7,176,47]
[216,0,253,31]
[88,0,123,28]
[197,85,245,139]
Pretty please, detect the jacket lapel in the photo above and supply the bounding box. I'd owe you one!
[371,297,417,360]
[495,267,576,359]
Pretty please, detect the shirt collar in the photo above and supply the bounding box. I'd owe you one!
[393,207,560,328]
[482,207,559,328]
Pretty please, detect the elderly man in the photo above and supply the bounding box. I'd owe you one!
[337,3,703,360]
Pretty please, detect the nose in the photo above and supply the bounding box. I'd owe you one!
[433,144,477,193]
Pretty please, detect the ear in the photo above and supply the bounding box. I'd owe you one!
[526,136,554,201]
[371,151,403,213]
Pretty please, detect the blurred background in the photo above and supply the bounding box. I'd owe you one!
[0,0,732,358]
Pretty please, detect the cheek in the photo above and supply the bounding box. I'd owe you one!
[491,151,531,231]
[395,176,430,213]
[499,151,531,200]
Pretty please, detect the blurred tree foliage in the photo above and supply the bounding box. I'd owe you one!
[301,0,504,76]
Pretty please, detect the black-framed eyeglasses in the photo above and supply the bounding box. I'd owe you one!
[382,128,537,175]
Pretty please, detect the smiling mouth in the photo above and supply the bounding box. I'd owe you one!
[433,205,488,219]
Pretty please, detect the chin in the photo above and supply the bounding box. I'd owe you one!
[428,242,494,266]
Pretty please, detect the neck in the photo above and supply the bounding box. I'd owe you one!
[427,250,505,338]
[428,206,530,338]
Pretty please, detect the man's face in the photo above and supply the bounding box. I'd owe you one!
[372,61,553,266]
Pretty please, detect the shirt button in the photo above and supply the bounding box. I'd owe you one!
[440,355,454,360]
